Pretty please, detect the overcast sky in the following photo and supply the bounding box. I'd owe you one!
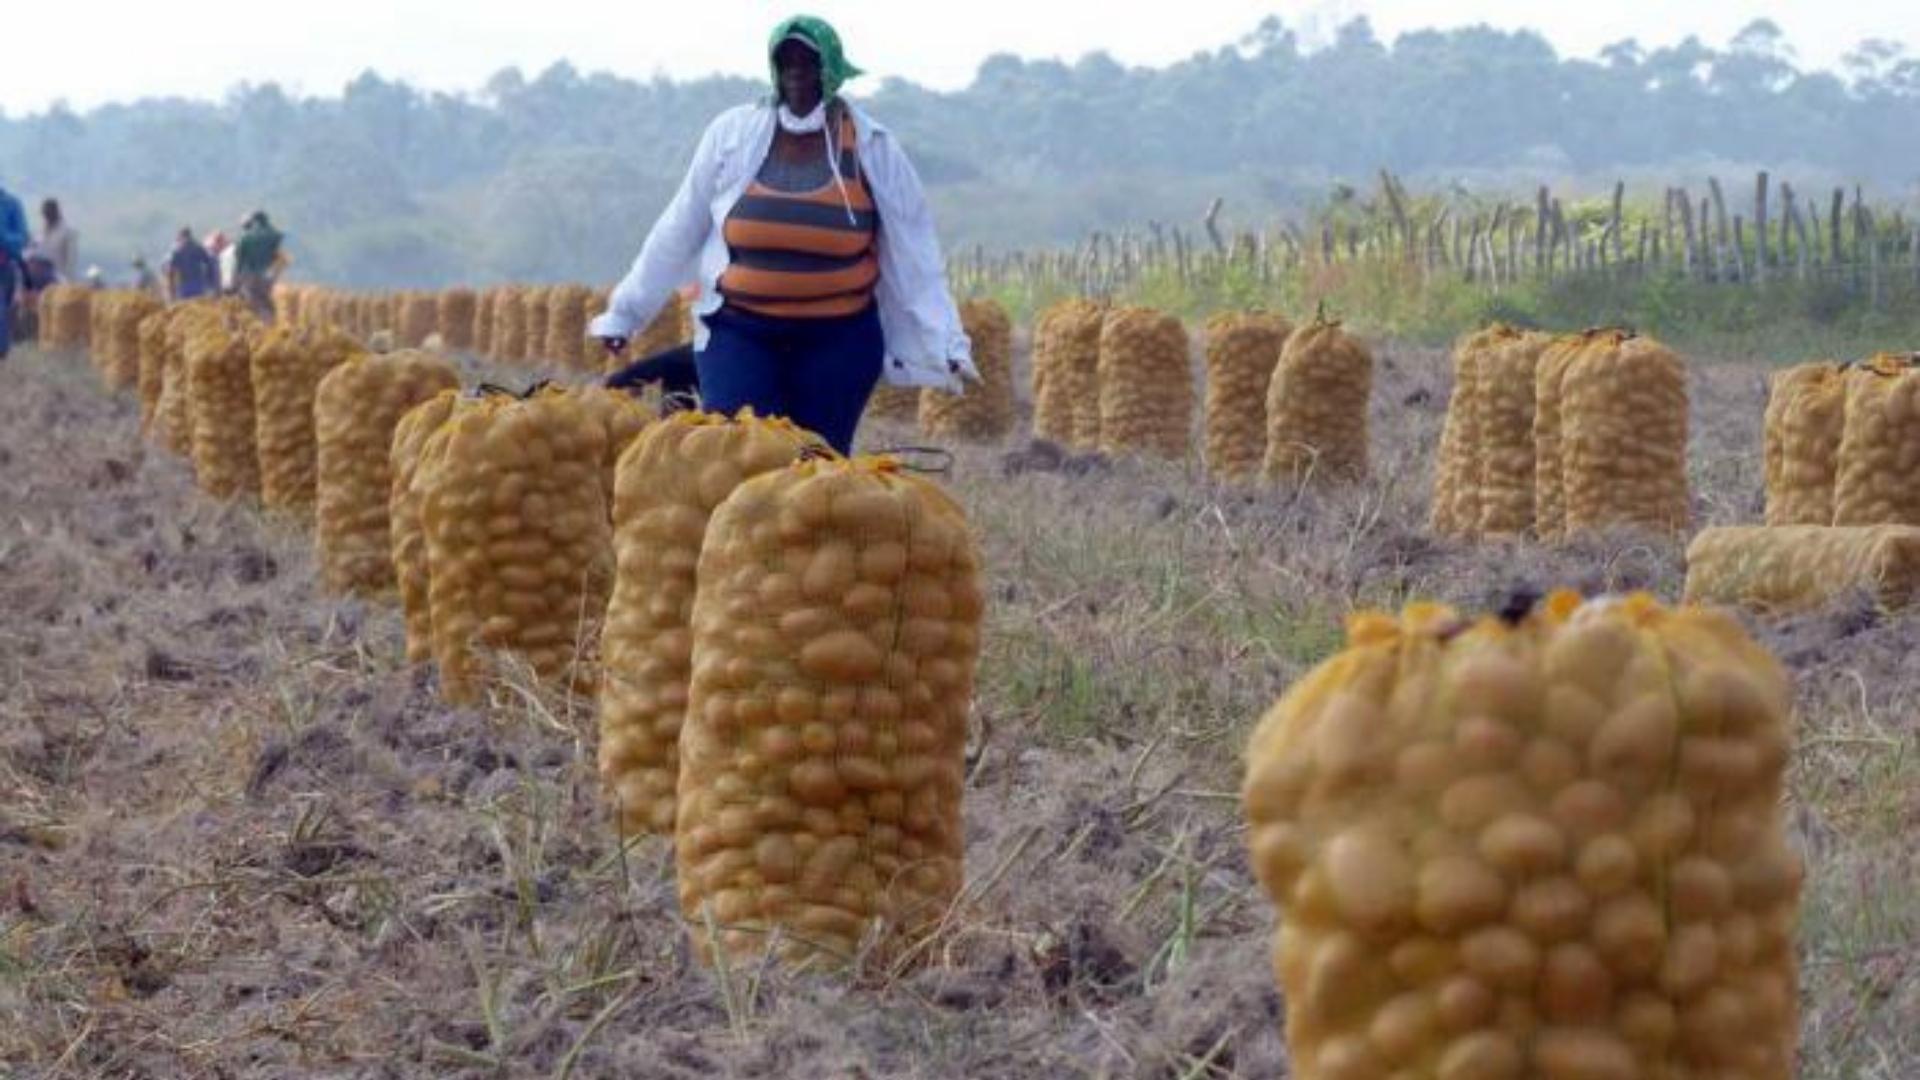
[4,0,1915,115]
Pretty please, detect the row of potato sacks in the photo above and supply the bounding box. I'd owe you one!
[36,283,95,351]
[277,283,694,370]
[113,295,367,514]
[593,414,983,969]
[862,299,1018,441]
[1761,352,1920,527]
[83,293,987,975]
[1016,298,1375,483]
[1242,590,1803,1080]
[382,392,987,970]
[1430,326,1690,542]
[87,290,163,392]
[1680,351,1920,616]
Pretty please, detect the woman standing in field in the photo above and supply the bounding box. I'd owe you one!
[590,15,975,455]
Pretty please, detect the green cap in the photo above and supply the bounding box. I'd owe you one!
[767,15,864,101]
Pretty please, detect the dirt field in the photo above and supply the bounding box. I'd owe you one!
[2,339,1915,1078]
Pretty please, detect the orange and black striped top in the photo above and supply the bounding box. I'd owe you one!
[718,113,879,319]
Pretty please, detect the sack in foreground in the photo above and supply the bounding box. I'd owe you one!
[1242,591,1801,1080]
[677,456,982,970]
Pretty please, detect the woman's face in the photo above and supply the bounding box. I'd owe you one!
[775,39,824,114]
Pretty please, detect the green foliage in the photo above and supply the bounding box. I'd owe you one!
[4,18,1920,288]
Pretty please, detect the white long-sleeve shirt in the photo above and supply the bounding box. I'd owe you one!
[590,100,977,391]
[41,223,78,282]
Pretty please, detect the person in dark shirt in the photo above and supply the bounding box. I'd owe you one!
[233,211,283,319]
[0,182,26,359]
[165,227,220,301]
[604,342,701,413]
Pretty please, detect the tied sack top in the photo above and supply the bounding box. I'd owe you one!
[718,111,879,320]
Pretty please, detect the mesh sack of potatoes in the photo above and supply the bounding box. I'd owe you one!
[1761,361,1846,526]
[107,292,161,392]
[1833,354,1920,527]
[544,284,593,370]
[435,288,475,352]
[155,306,218,456]
[919,298,1015,441]
[598,410,826,836]
[678,455,983,969]
[522,286,553,365]
[41,284,92,350]
[1027,301,1074,445]
[1475,330,1550,536]
[85,292,120,389]
[1242,590,1802,1080]
[491,287,528,363]
[863,384,920,424]
[314,350,462,597]
[136,307,174,432]
[186,313,265,499]
[276,284,305,328]
[302,289,330,331]
[1684,524,1920,615]
[87,292,116,381]
[1202,311,1290,483]
[389,390,464,664]
[419,388,613,703]
[1264,314,1374,488]
[572,386,658,500]
[1562,330,1690,538]
[1027,303,1063,439]
[1429,326,1504,536]
[95,293,125,382]
[1532,334,1595,541]
[1096,306,1192,460]
[306,291,335,332]
[473,289,496,357]
[378,295,401,337]
[397,292,438,348]
[252,323,365,517]
[1054,300,1107,450]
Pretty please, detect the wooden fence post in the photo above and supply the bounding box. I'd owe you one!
[1610,181,1626,265]
[1708,178,1732,283]
[1755,171,1770,285]
[1830,188,1846,272]
[1535,186,1550,274]
[1677,188,1699,279]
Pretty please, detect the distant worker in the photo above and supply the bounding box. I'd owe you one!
[132,255,161,298]
[84,265,104,290]
[232,211,283,319]
[39,198,78,283]
[165,227,220,301]
[590,15,975,455]
[0,180,26,359]
[206,230,234,293]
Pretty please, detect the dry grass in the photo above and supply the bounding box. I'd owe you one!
[1,337,1915,1078]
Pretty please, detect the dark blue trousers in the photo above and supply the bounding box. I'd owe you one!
[696,301,884,456]
[0,262,14,358]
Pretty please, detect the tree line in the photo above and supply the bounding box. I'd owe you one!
[3,16,1916,287]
